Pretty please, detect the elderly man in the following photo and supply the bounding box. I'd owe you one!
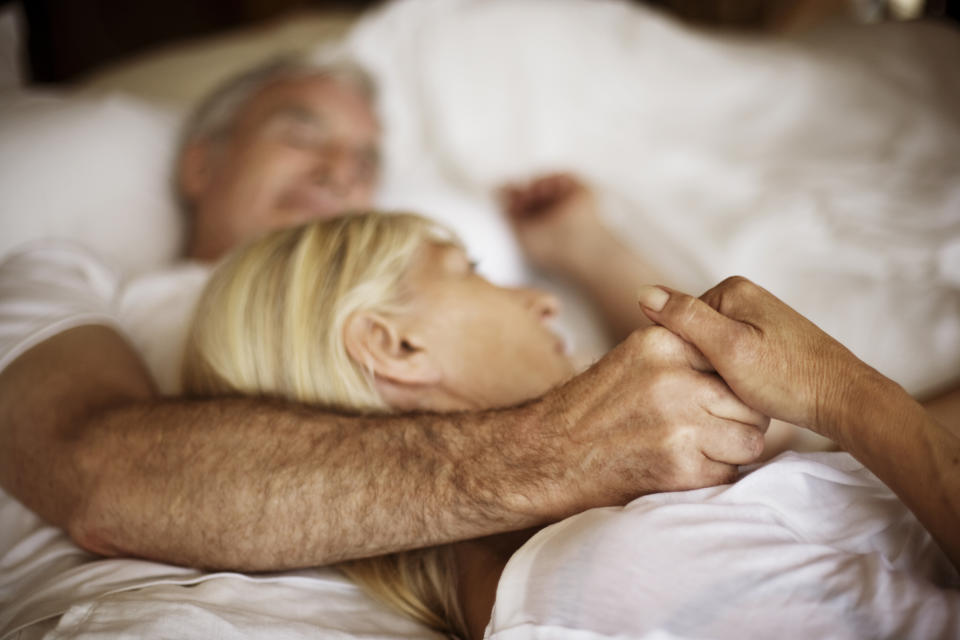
[176,61,381,261]
[0,60,767,634]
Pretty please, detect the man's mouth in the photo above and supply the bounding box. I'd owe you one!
[278,184,346,219]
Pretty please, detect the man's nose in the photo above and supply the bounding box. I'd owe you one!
[313,145,362,194]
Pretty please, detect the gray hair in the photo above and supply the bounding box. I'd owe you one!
[182,56,376,144]
[174,56,376,213]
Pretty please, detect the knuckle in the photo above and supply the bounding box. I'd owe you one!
[661,421,700,459]
[645,367,686,402]
[641,326,674,348]
[623,327,647,349]
[723,275,750,288]
[625,326,668,356]
[726,275,757,298]
[637,326,684,358]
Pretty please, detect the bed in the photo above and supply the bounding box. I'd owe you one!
[1,0,959,637]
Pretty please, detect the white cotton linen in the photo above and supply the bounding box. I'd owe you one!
[487,452,960,639]
[39,572,439,640]
[0,93,184,276]
[340,0,960,395]
[0,241,208,394]
[0,242,203,637]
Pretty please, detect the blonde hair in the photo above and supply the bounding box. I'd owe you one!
[182,212,468,638]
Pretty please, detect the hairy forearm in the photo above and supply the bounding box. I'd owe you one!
[3,324,763,572]
[0,328,562,571]
[836,372,960,570]
[70,395,562,570]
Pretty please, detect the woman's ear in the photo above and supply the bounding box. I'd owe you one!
[343,311,442,386]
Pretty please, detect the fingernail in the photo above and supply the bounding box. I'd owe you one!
[637,285,669,312]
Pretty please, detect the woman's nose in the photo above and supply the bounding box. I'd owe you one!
[523,288,560,320]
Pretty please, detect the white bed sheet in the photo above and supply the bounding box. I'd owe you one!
[487,452,960,639]
[340,0,960,395]
[2,0,960,637]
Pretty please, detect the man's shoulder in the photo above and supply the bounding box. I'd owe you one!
[0,239,119,286]
[0,239,205,296]
[0,240,204,378]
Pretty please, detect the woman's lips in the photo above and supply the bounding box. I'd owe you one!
[549,327,570,356]
[543,318,570,356]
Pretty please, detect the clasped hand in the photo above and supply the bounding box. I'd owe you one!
[639,277,874,444]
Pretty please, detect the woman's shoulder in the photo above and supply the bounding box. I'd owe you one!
[487,450,956,639]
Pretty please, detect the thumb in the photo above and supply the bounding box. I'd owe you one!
[637,285,744,369]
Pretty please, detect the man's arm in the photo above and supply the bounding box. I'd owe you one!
[0,322,766,570]
[639,277,960,570]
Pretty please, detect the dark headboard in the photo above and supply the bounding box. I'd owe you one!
[15,0,959,84]
[17,0,380,83]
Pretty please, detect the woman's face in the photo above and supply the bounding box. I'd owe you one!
[398,241,576,409]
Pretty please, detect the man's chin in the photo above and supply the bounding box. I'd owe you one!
[274,206,356,228]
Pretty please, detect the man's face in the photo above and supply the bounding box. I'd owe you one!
[182,75,380,260]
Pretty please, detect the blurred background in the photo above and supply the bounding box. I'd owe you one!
[2,0,957,86]
[0,0,957,431]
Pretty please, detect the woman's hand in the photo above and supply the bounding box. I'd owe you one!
[500,172,669,342]
[499,173,612,278]
[637,277,876,442]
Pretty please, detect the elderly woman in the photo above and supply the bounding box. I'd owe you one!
[182,212,959,639]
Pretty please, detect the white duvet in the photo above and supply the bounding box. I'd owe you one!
[339,0,960,395]
[487,452,960,639]
[3,1,960,637]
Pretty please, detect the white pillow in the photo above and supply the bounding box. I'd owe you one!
[344,0,960,395]
[0,11,358,277]
[0,92,184,275]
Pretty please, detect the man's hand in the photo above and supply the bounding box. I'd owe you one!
[529,324,769,518]
[637,277,870,442]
